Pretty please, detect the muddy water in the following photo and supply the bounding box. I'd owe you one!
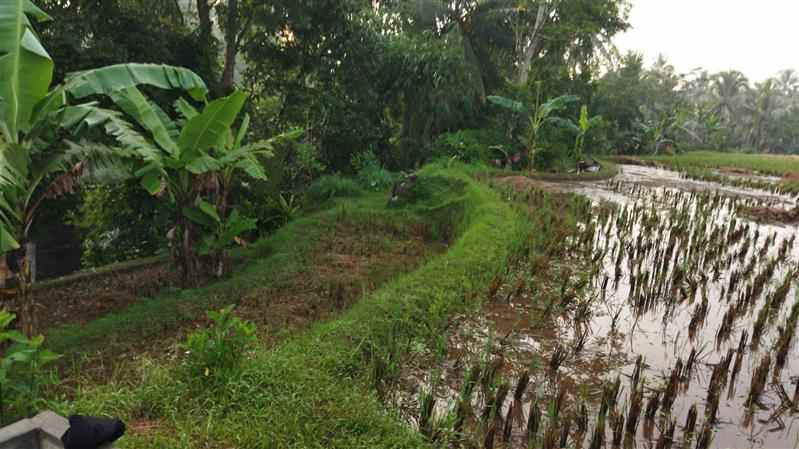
[399,165,799,449]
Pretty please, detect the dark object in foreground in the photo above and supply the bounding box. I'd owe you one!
[61,416,125,449]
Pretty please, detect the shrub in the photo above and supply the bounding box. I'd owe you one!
[432,129,512,164]
[306,175,363,203]
[68,180,172,268]
[352,150,395,191]
[180,306,256,389]
[0,311,60,424]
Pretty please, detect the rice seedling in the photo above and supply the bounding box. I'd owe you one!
[661,359,683,414]
[631,355,644,389]
[559,416,572,448]
[644,391,662,421]
[549,345,569,375]
[625,383,644,436]
[746,353,772,409]
[577,401,589,435]
[684,404,698,442]
[540,418,559,449]
[655,419,676,449]
[418,389,437,437]
[483,424,497,449]
[588,413,606,449]
[607,409,623,447]
[773,296,799,373]
[527,398,542,447]
[695,422,713,449]
[728,331,749,397]
[483,382,510,425]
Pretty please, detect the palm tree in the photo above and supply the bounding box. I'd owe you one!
[406,0,516,101]
[711,70,749,147]
[712,71,749,122]
[744,79,781,151]
[777,69,799,96]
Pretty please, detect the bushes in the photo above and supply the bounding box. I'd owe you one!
[432,128,512,164]
[68,181,172,268]
[352,151,395,191]
[0,311,60,424]
[180,306,256,390]
[306,175,364,203]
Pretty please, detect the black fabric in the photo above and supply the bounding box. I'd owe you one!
[61,415,126,449]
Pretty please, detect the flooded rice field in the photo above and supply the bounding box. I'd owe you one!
[397,165,799,449]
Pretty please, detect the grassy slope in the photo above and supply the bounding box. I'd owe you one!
[640,150,799,176]
[52,163,524,449]
[45,187,434,359]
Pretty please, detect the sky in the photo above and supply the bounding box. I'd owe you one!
[614,0,799,82]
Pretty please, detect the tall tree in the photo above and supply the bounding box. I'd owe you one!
[220,0,240,94]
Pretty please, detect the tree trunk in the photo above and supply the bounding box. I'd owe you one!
[15,243,35,337]
[220,0,239,95]
[195,0,218,90]
[517,2,551,85]
[0,255,7,289]
[197,0,213,44]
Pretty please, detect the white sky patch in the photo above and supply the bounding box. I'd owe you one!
[614,0,798,82]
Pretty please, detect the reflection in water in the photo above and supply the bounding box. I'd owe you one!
[397,165,799,449]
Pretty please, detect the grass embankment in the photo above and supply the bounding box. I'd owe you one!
[640,150,799,176]
[50,163,526,449]
[483,158,619,183]
[636,151,799,195]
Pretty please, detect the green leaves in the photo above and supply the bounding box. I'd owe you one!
[109,87,178,155]
[0,0,54,141]
[65,63,208,102]
[538,95,579,119]
[487,95,526,114]
[0,309,61,419]
[184,200,257,256]
[178,91,247,160]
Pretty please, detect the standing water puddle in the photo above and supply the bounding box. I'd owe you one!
[397,165,799,449]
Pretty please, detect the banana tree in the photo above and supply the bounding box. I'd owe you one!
[166,97,302,278]
[573,105,602,160]
[488,88,578,169]
[551,105,603,161]
[0,1,209,335]
[104,87,299,285]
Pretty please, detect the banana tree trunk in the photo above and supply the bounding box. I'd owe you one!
[213,182,232,279]
[0,255,7,288]
[15,243,36,337]
[182,220,200,288]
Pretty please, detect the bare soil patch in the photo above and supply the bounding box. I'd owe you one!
[741,205,799,224]
[492,175,563,193]
[235,219,444,344]
[35,263,177,331]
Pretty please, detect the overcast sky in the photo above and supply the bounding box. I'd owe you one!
[614,0,798,82]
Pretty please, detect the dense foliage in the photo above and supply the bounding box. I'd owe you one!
[592,54,799,154]
[6,0,796,338]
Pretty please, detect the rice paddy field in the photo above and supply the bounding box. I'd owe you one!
[640,151,799,177]
[396,163,799,449]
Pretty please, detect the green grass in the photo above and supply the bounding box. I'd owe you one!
[47,163,527,449]
[45,185,426,361]
[639,150,799,176]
